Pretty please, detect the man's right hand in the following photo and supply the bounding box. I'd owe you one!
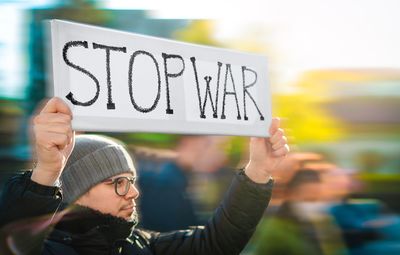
[31,97,75,186]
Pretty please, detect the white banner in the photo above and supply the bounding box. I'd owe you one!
[47,20,271,137]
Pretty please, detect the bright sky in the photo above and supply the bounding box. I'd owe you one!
[0,5,26,99]
[104,0,400,89]
[1,0,399,97]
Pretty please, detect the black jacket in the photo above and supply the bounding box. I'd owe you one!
[0,170,273,255]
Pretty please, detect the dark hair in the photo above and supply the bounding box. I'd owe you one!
[286,169,321,190]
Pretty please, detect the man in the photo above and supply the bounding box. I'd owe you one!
[0,97,289,255]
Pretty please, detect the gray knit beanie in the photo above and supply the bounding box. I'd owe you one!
[60,134,135,204]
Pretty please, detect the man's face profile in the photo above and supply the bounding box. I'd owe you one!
[75,172,139,221]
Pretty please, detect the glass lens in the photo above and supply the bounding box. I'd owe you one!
[115,177,129,196]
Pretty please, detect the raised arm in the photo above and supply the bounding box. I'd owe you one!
[149,118,289,255]
[245,117,289,183]
[31,97,75,185]
[0,98,74,226]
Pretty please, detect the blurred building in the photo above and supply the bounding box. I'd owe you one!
[295,69,400,171]
[292,69,400,212]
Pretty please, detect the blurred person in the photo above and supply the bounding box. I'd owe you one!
[265,152,324,210]
[326,168,400,255]
[0,97,289,255]
[319,167,354,203]
[137,135,231,231]
[251,168,347,255]
[276,152,324,183]
[174,136,234,220]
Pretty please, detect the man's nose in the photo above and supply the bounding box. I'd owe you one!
[126,183,140,199]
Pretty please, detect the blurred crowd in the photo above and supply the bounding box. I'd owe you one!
[132,136,400,255]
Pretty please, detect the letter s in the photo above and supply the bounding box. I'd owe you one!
[63,41,100,106]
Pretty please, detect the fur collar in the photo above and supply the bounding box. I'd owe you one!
[52,205,137,247]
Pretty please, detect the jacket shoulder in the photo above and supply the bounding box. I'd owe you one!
[131,228,159,245]
[42,239,78,255]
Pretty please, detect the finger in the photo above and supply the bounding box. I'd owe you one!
[35,122,73,142]
[41,97,72,116]
[33,113,72,125]
[270,128,284,144]
[69,130,75,147]
[273,144,290,157]
[36,131,70,151]
[272,136,288,150]
[52,132,70,151]
[269,117,280,136]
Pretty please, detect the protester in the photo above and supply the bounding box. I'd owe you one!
[0,97,289,255]
[262,152,324,212]
[326,168,400,255]
[251,168,347,255]
[137,136,230,231]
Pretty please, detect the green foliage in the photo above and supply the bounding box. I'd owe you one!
[274,94,343,144]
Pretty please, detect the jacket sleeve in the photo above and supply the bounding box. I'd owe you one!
[0,171,62,228]
[148,170,274,255]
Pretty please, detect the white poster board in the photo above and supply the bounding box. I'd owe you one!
[47,20,271,137]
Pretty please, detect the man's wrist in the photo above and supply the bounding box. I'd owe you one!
[244,162,272,184]
[31,164,61,187]
[23,171,62,197]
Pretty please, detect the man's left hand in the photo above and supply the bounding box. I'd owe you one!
[245,117,289,183]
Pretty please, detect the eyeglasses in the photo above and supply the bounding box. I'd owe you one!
[104,176,137,196]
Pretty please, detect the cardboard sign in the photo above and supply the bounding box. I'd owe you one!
[47,20,271,137]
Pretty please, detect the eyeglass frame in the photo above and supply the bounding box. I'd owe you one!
[103,176,137,196]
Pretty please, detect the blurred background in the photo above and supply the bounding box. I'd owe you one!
[0,0,399,254]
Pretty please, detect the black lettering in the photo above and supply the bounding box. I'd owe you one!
[128,50,161,113]
[92,42,126,110]
[221,64,241,120]
[63,41,99,106]
[190,57,222,119]
[162,53,185,114]
[242,66,264,121]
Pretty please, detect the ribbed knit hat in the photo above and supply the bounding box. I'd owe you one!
[61,135,135,203]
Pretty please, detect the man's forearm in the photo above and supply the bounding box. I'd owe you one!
[0,171,62,228]
[152,170,273,255]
